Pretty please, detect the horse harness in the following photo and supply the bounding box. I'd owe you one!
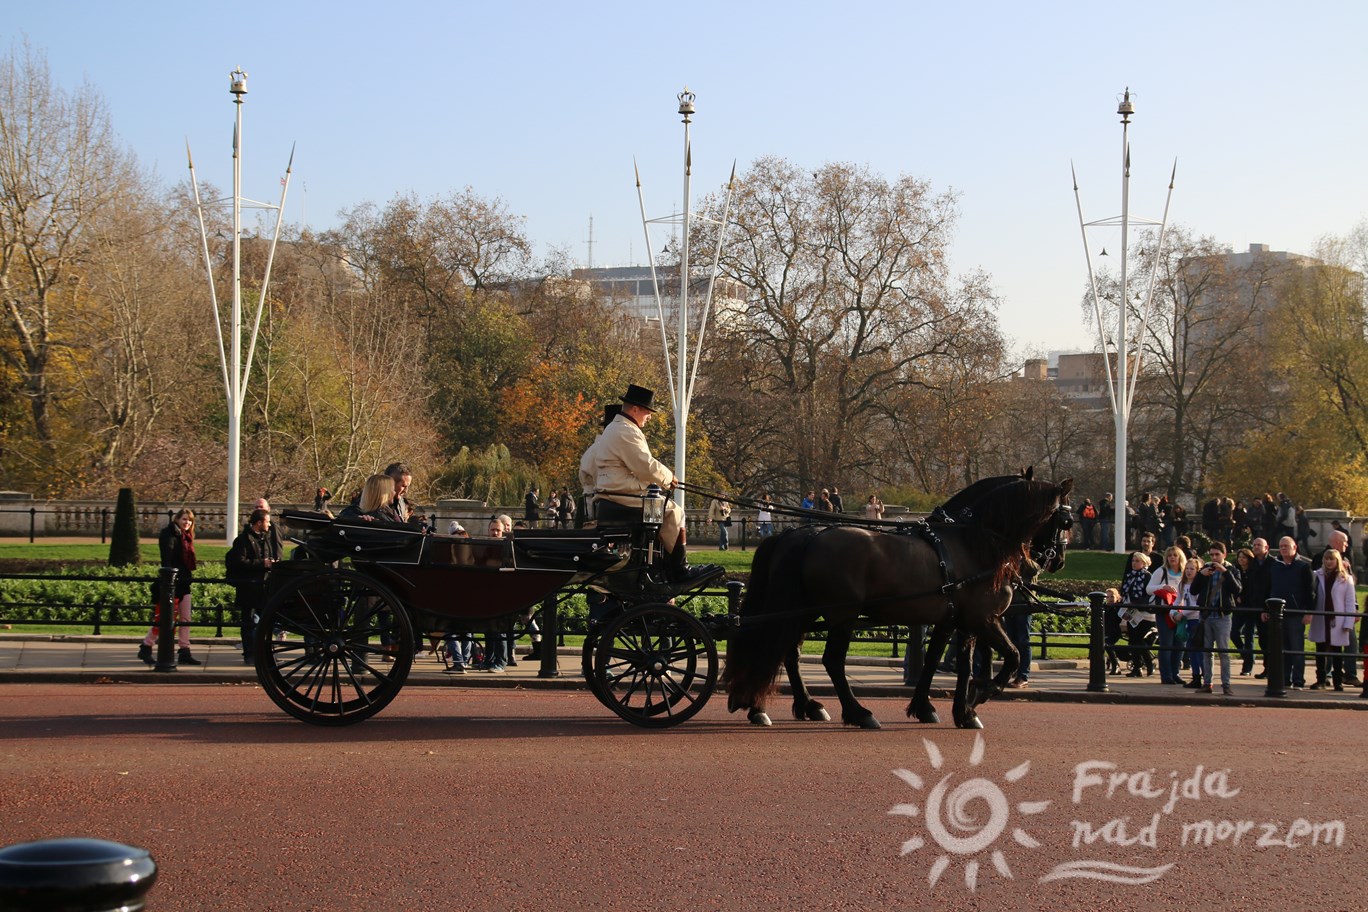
[677,481,1068,627]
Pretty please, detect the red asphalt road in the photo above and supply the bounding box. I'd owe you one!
[1,683,1364,912]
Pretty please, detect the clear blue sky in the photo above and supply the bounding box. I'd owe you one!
[11,1,1368,355]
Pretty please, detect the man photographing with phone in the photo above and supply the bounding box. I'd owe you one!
[1191,539,1243,695]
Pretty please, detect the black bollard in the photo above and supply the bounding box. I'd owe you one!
[537,594,559,679]
[1263,598,1287,697]
[1086,592,1109,693]
[0,837,157,912]
[153,567,179,673]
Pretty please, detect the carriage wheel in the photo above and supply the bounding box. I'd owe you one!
[254,568,414,726]
[591,603,717,728]
[580,627,605,703]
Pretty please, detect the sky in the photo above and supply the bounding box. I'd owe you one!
[10,1,1368,357]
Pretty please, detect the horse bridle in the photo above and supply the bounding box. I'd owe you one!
[1031,503,1073,569]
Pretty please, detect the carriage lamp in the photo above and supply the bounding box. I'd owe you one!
[643,485,666,527]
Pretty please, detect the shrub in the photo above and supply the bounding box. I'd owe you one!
[108,488,140,567]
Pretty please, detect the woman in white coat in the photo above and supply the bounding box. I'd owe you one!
[1146,545,1187,685]
[1309,548,1358,691]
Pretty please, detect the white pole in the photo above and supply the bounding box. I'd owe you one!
[1113,90,1133,554]
[635,159,677,407]
[227,70,246,543]
[673,88,695,509]
[1127,160,1178,414]
[241,144,295,390]
[686,161,737,407]
[186,144,231,399]
[1072,163,1119,413]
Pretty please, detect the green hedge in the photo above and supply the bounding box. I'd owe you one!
[0,564,235,624]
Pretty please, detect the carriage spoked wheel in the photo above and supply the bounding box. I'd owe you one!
[580,625,605,703]
[254,568,414,726]
[590,603,718,728]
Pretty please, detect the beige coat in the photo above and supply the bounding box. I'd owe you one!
[578,433,601,497]
[591,413,681,545]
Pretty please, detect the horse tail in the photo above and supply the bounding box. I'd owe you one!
[722,528,814,712]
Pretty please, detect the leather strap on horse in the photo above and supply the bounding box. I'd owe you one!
[673,481,910,529]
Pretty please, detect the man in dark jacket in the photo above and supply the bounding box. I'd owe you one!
[227,508,282,665]
[1240,538,1273,677]
[1264,536,1314,688]
[1190,540,1243,695]
[1098,493,1115,550]
[524,487,540,528]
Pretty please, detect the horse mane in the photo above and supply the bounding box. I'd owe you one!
[933,469,1031,523]
[942,477,1070,589]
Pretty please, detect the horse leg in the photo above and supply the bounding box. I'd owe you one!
[823,627,880,730]
[786,644,830,722]
[907,619,951,724]
[976,616,1019,702]
[952,633,984,730]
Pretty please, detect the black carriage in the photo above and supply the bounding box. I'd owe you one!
[253,497,731,728]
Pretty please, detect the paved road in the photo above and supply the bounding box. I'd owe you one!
[2,684,1363,912]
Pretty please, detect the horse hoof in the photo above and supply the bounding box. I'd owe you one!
[859,716,883,730]
[807,706,831,722]
[956,715,984,730]
[913,709,939,724]
[748,710,772,727]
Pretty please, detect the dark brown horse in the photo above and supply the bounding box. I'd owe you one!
[721,475,1072,730]
[907,473,1072,726]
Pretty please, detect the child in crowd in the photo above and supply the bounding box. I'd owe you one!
[1119,553,1156,677]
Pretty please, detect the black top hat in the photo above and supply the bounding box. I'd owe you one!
[602,403,622,427]
[620,384,657,412]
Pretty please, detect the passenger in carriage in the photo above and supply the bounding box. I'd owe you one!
[384,462,427,528]
[437,523,475,674]
[339,474,396,521]
[589,384,715,585]
[478,517,512,672]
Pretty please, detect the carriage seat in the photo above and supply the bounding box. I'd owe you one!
[593,499,644,528]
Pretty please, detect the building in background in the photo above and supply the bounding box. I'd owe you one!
[571,266,747,330]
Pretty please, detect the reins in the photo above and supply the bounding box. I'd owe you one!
[673,481,914,529]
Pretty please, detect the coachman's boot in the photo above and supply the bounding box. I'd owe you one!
[665,544,720,588]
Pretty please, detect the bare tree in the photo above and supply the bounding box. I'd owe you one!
[697,157,1003,493]
[1084,227,1286,497]
[0,41,140,475]
[73,188,189,475]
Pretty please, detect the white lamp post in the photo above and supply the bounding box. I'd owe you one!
[187,68,294,542]
[634,88,736,507]
[1073,88,1176,552]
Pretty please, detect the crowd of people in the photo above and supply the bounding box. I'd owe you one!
[1106,527,1366,698]
[1076,490,1333,559]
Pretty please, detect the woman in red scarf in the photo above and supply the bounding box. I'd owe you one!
[138,509,200,666]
